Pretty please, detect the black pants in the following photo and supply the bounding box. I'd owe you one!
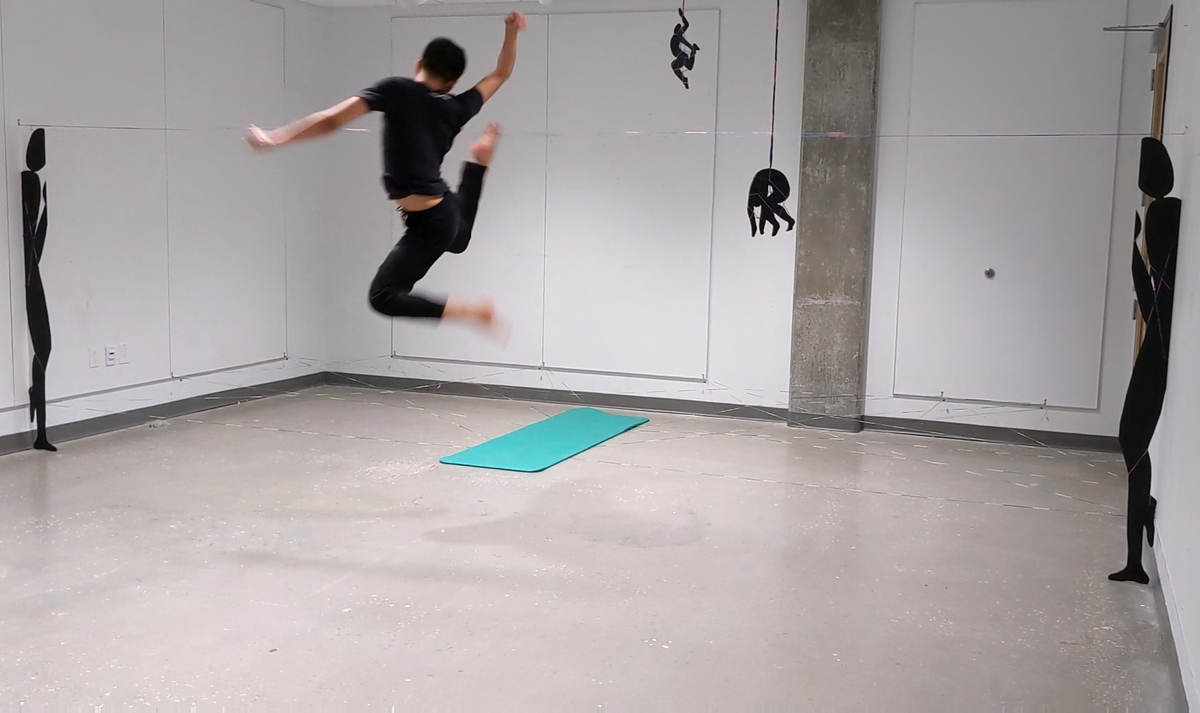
[368,162,487,319]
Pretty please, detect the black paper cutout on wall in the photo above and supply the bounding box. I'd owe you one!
[670,7,699,89]
[1138,138,1174,200]
[748,168,795,236]
[747,0,794,237]
[1109,137,1179,585]
[22,128,55,452]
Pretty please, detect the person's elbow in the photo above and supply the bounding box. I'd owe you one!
[320,98,369,133]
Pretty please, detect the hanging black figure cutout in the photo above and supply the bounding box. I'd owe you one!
[748,169,795,236]
[1109,137,1179,585]
[747,0,794,237]
[670,6,699,89]
[21,128,55,452]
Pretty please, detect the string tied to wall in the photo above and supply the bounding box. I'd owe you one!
[747,0,795,237]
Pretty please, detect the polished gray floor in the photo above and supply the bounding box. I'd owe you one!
[0,386,1178,709]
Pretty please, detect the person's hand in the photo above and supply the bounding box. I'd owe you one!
[505,12,527,32]
[244,125,278,151]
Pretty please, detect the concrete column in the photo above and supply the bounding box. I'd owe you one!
[789,0,882,432]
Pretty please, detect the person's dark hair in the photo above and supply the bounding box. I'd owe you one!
[422,38,467,83]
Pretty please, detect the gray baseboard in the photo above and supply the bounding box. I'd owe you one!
[326,372,792,422]
[785,412,1120,451]
[863,415,1121,452]
[1,371,1119,456]
[0,373,327,458]
[330,375,1118,452]
[788,411,864,432]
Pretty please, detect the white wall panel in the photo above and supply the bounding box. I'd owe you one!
[894,136,1119,407]
[164,0,288,377]
[29,129,172,400]
[1,0,166,129]
[0,30,13,410]
[164,0,287,130]
[544,10,719,379]
[892,0,1126,407]
[167,134,286,377]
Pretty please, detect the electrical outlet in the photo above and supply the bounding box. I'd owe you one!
[88,347,101,369]
[118,343,130,365]
[105,345,117,367]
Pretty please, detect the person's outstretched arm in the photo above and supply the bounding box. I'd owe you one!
[246,96,370,150]
[474,12,527,104]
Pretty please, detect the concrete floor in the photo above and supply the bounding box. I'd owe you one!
[0,385,1178,709]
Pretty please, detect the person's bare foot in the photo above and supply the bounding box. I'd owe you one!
[472,124,502,166]
[445,296,496,327]
[445,297,511,344]
[472,297,496,328]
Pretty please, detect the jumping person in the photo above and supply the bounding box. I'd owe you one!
[245,12,528,336]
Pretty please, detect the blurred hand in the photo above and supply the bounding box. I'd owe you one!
[244,125,277,151]
[505,12,527,32]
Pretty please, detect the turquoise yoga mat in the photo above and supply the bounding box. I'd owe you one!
[440,408,649,473]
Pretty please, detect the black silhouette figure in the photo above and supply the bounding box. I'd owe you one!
[1110,138,1180,585]
[748,168,795,236]
[21,128,55,452]
[670,9,699,89]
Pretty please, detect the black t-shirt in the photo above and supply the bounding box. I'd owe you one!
[358,77,484,199]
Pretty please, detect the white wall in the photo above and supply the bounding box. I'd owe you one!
[0,0,1170,442]
[0,0,329,442]
[892,0,1125,410]
[1149,0,1200,704]
[322,0,803,410]
[322,0,1157,436]
[0,15,13,414]
[865,0,1159,437]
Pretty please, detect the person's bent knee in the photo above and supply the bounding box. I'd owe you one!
[368,288,390,316]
